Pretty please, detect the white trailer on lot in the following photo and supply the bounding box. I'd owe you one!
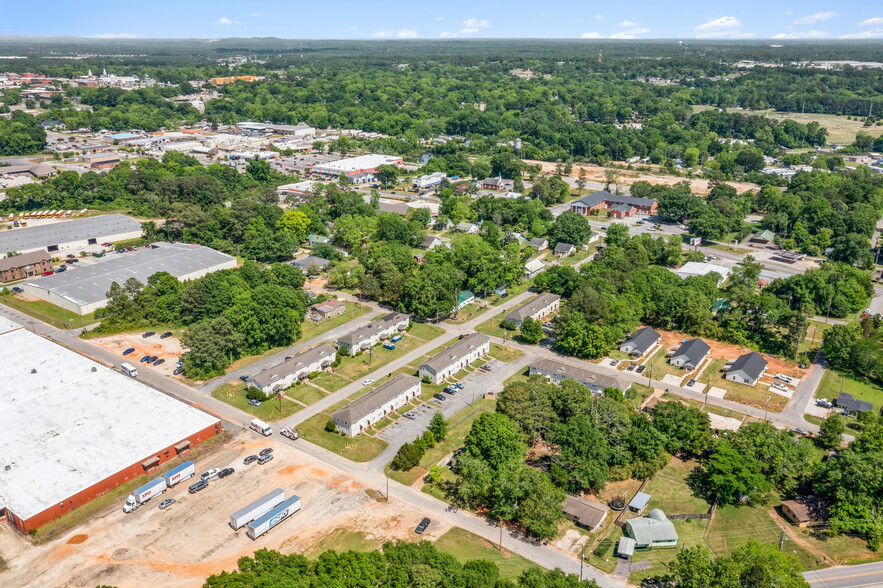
[123,477,166,513]
[229,488,286,530]
[246,495,301,540]
[162,461,195,488]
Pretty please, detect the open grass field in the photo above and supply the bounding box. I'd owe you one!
[211,381,303,421]
[308,371,352,392]
[645,346,687,378]
[561,248,594,267]
[2,295,96,329]
[299,302,371,340]
[299,412,388,462]
[488,342,524,363]
[408,322,446,341]
[475,316,519,342]
[816,369,883,413]
[434,527,539,581]
[445,302,488,324]
[800,320,833,354]
[285,384,328,406]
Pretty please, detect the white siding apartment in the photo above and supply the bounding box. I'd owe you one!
[337,312,410,356]
[419,333,490,385]
[247,344,337,395]
[504,293,560,328]
[332,374,421,436]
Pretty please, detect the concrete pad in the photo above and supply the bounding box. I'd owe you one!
[661,374,684,387]
[707,386,727,399]
[708,412,743,431]
[689,382,706,393]
[767,385,793,399]
[805,404,832,418]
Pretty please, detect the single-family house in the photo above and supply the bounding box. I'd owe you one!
[561,496,609,532]
[528,237,549,251]
[419,333,490,384]
[726,352,768,387]
[570,191,658,217]
[781,496,829,528]
[524,258,546,279]
[750,229,776,245]
[530,358,631,395]
[419,235,442,250]
[307,298,346,322]
[456,222,479,234]
[628,492,651,513]
[619,327,661,358]
[505,293,560,328]
[247,344,337,395]
[835,392,874,417]
[332,374,421,436]
[554,242,576,256]
[587,231,601,244]
[624,509,679,549]
[337,312,410,356]
[292,256,331,274]
[669,338,711,370]
[479,176,515,192]
[457,291,475,310]
[307,234,330,246]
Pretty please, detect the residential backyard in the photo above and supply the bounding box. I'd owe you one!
[816,369,883,413]
[300,301,371,340]
[299,412,389,462]
[211,381,303,421]
[702,357,788,413]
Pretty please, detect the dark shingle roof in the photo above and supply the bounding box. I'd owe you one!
[554,242,575,254]
[575,190,656,209]
[622,327,660,355]
[836,392,873,413]
[249,344,336,388]
[0,250,51,272]
[338,312,408,346]
[729,352,768,381]
[332,374,419,423]
[670,338,710,368]
[421,333,490,373]
[506,293,560,323]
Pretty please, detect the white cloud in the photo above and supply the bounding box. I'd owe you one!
[460,28,480,34]
[693,16,751,38]
[581,32,604,38]
[859,17,883,27]
[628,27,651,35]
[773,30,830,39]
[373,30,394,38]
[396,29,418,39]
[440,31,454,38]
[794,11,836,25]
[461,17,491,29]
[214,17,238,25]
[620,20,637,27]
[435,16,443,21]
[594,14,603,20]
[91,32,141,38]
[251,13,260,17]
[842,16,883,38]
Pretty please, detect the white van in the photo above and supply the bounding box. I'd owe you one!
[121,362,138,377]
[249,418,272,436]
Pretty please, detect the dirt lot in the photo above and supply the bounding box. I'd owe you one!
[89,332,184,378]
[0,434,446,588]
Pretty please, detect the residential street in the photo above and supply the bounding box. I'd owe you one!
[804,561,883,588]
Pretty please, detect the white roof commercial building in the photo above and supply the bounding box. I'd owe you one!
[0,320,221,535]
[311,154,404,183]
[412,172,446,189]
[247,344,337,395]
[332,374,421,437]
[675,262,732,285]
[419,333,490,385]
[21,242,237,315]
[0,213,143,259]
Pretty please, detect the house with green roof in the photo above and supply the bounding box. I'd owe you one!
[623,509,679,549]
[457,291,475,310]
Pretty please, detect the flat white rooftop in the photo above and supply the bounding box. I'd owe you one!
[0,323,219,520]
[316,154,402,173]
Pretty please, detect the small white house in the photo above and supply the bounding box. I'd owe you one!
[524,258,546,279]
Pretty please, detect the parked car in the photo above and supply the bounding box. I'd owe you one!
[433,393,447,402]
[258,454,274,465]
[686,379,696,387]
[142,331,155,338]
[188,480,208,494]
[158,498,176,510]
[635,365,646,374]
[148,356,158,363]
[218,468,235,478]
[775,374,794,384]
[160,331,173,339]
[363,378,374,386]
[281,427,299,440]
[55,266,66,273]
[415,517,431,534]
[11,286,22,294]
[444,386,458,395]
[791,428,808,436]
[67,258,78,263]
[201,468,221,482]
[626,362,636,371]
[243,455,258,465]
[154,359,165,366]
[259,447,274,457]
[122,348,135,355]
[453,382,464,389]
[173,367,184,375]
[403,412,417,420]
[140,355,151,363]
[248,398,262,407]
[240,375,249,382]
[479,364,492,372]
[42,270,54,276]
[610,359,620,366]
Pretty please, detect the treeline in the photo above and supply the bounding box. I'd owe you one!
[822,316,883,387]
[0,110,46,155]
[94,261,308,379]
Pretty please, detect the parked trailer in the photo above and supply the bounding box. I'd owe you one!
[246,495,301,540]
[230,488,286,530]
[163,461,195,487]
[123,477,166,513]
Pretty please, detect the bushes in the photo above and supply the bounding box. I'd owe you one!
[325,419,337,433]
[308,371,319,379]
[246,388,271,402]
[390,415,447,470]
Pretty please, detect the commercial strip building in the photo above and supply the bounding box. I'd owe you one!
[247,344,337,395]
[0,213,142,259]
[276,180,321,198]
[412,172,446,189]
[0,250,52,282]
[0,320,221,534]
[675,262,732,285]
[419,333,490,385]
[21,243,237,315]
[529,358,631,395]
[504,293,560,328]
[311,154,404,183]
[337,312,410,356]
[331,374,421,436]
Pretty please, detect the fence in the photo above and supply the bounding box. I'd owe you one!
[668,513,712,520]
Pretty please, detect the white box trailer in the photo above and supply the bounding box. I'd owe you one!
[250,418,272,436]
[230,488,286,530]
[123,477,166,513]
[246,495,301,540]
[162,461,195,487]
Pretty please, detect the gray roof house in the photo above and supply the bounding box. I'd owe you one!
[456,222,479,234]
[554,242,576,256]
[725,352,768,387]
[624,509,678,549]
[337,312,410,356]
[292,256,331,274]
[562,496,609,532]
[619,327,661,357]
[505,293,560,328]
[669,338,710,370]
[530,358,630,395]
[419,235,442,250]
[419,333,490,385]
[332,374,421,436]
[528,237,548,251]
[836,392,874,417]
[247,344,337,395]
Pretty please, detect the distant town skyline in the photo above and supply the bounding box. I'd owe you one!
[3,1,883,41]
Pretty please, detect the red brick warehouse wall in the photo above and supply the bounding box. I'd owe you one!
[9,422,221,534]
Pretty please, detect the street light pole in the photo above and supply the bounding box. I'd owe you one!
[764,395,771,421]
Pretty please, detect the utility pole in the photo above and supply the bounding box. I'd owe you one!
[778,529,787,551]
[764,395,772,421]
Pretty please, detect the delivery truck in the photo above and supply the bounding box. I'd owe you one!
[246,495,301,540]
[162,461,195,487]
[121,362,138,377]
[250,418,272,436]
[230,488,286,530]
[123,477,166,513]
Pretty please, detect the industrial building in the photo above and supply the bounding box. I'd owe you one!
[0,213,143,259]
[21,242,237,315]
[0,320,221,534]
[311,154,404,183]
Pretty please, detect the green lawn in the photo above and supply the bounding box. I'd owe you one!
[434,527,539,581]
[625,383,654,409]
[446,303,488,324]
[503,366,531,387]
[488,283,532,306]
[408,322,446,341]
[1,295,96,329]
[704,357,788,413]
[305,527,391,559]
[475,316,519,342]
[335,334,429,381]
[211,381,303,421]
[800,320,832,354]
[299,412,388,462]
[644,346,686,378]
[488,342,524,363]
[561,247,594,267]
[643,457,712,515]
[308,371,352,392]
[300,302,371,340]
[816,369,883,413]
[286,384,328,406]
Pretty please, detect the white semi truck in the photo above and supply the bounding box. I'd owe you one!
[123,477,166,513]
[246,495,302,540]
[162,461,195,487]
[230,488,286,530]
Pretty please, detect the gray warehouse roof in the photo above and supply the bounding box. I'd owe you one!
[332,374,419,423]
[22,243,235,308]
[506,293,560,323]
[338,312,409,346]
[0,214,142,255]
[249,344,336,388]
[421,333,490,373]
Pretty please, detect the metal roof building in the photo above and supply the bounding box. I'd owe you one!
[21,242,237,315]
[0,320,220,534]
[0,214,142,258]
[624,509,679,549]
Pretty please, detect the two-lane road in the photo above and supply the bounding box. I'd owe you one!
[805,562,883,588]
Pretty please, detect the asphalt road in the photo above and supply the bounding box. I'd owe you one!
[804,561,883,588]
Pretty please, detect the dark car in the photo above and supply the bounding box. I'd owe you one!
[160,331,173,339]
[444,386,457,395]
[67,258,79,264]
[686,379,696,387]
[142,331,155,338]
[218,467,235,478]
[148,356,158,363]
[55,266,66,273]
[239,375,249,382]
[154,358,165,366]
[11,286,22,294]
[635,365,646,374]
[122,348,135,355]
[173,367,184,375]
[188,480,208,494]
[259,447,274,457]
[140,355,151,363]
[415,517,431,534]
[258,454,274,465]
[433,393,447,402]
[243,455,258,465]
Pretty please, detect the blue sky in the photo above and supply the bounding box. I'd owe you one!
[4,1,883,40]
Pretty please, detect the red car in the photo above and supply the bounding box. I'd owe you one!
[42,270,54,276]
